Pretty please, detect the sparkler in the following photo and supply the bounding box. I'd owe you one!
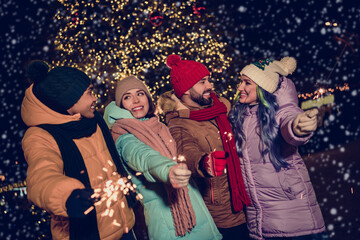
[177,155,187,170]
[177,128,187,169]
[301,94,335,110]
[298,83,349,101]
[177,155,186,163]
[83,165,142,223]
[299,83,350,111]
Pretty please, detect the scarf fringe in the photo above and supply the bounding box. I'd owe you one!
[167,187,196,237]
[112,116,197,236]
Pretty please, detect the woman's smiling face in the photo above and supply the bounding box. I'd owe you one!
[121,88,150,119]
[237,75,258,105]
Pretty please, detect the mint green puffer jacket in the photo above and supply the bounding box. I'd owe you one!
[104,102,222,240]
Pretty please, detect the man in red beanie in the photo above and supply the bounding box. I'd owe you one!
[158,55,251,240]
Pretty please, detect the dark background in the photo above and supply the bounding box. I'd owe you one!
[0,0,359,239]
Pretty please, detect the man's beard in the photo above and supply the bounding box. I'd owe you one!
[189,89,212,106]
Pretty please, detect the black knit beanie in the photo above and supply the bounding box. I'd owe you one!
[26,60,91,114]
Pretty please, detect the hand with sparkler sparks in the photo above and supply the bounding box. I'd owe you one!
[83,172,140,218]
[66,188,99,219]
[168,163,191,189]
[292,108,319,137]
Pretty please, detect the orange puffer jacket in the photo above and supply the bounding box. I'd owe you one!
[21,85,135,240]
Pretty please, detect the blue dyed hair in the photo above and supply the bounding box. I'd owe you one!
[229,85,289,171]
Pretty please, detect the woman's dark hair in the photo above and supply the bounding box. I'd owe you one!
[144,94,156,118]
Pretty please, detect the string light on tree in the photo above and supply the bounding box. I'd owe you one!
[149,11,164,26]
[71,11,80,25]
[192,3,206,17]
[52,0,233,111]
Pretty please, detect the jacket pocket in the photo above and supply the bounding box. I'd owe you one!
[277,168,297,200]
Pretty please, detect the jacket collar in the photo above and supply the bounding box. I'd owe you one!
[244,104,258,116]
[103,101,149,128]
[21,84,82,127]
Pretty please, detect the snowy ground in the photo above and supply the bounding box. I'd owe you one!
[304,139,360,239]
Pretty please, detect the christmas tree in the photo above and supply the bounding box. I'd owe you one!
[52,0,238,110]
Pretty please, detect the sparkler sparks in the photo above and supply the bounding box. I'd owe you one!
[227,132,233,141]
[298,83,349,100]
[83,167,139,222]
[84,206,94,215]
[177,155,186,163]
[112,219,121,227]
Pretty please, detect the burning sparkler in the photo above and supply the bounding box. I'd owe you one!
[83,164,142,222]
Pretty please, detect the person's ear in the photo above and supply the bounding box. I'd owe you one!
[183,90,190,95]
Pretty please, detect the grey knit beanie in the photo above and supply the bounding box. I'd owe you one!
[115,76,151,107]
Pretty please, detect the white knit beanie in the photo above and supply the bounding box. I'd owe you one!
[240,57,297,93]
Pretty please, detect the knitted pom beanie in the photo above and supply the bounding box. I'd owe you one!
[240,57,297,93]
[26,60,91,114]
[166,54,210,98]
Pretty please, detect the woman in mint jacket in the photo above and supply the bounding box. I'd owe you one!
[104,76,222,240]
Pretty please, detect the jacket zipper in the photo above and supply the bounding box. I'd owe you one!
[210,179,214,204]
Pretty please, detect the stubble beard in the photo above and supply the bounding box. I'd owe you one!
[190,89,212,106]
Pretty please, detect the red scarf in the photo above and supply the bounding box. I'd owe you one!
[189,93,251,211]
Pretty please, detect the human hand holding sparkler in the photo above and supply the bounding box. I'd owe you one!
[168,156,191,188]
[300,91,336,128]
[66,188,99,218]
[85,173,141,215]
[292,108,319,137]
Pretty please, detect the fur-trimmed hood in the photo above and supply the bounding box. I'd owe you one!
[157,90,231,123]
[157,90,187,114]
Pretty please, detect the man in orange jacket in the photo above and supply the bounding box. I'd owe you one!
[21,60,136,240]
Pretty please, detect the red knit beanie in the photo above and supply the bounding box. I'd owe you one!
[166,55,210,98]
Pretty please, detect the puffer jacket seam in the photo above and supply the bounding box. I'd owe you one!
[291,155,318,231]
[243,115,263,239]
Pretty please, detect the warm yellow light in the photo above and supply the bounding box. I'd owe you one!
[53,0,232,109]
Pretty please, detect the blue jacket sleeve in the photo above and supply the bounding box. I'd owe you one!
[115,133,176,183]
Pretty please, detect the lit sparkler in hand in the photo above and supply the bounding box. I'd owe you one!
[177,155,187,170]
[84,165,142,218]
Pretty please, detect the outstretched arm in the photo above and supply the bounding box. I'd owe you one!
[116,133,177,183]
[292,108,319,137]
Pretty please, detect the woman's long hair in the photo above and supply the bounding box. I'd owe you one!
[229,85,289,171]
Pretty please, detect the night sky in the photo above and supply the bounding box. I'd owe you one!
[0,0,359,239]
